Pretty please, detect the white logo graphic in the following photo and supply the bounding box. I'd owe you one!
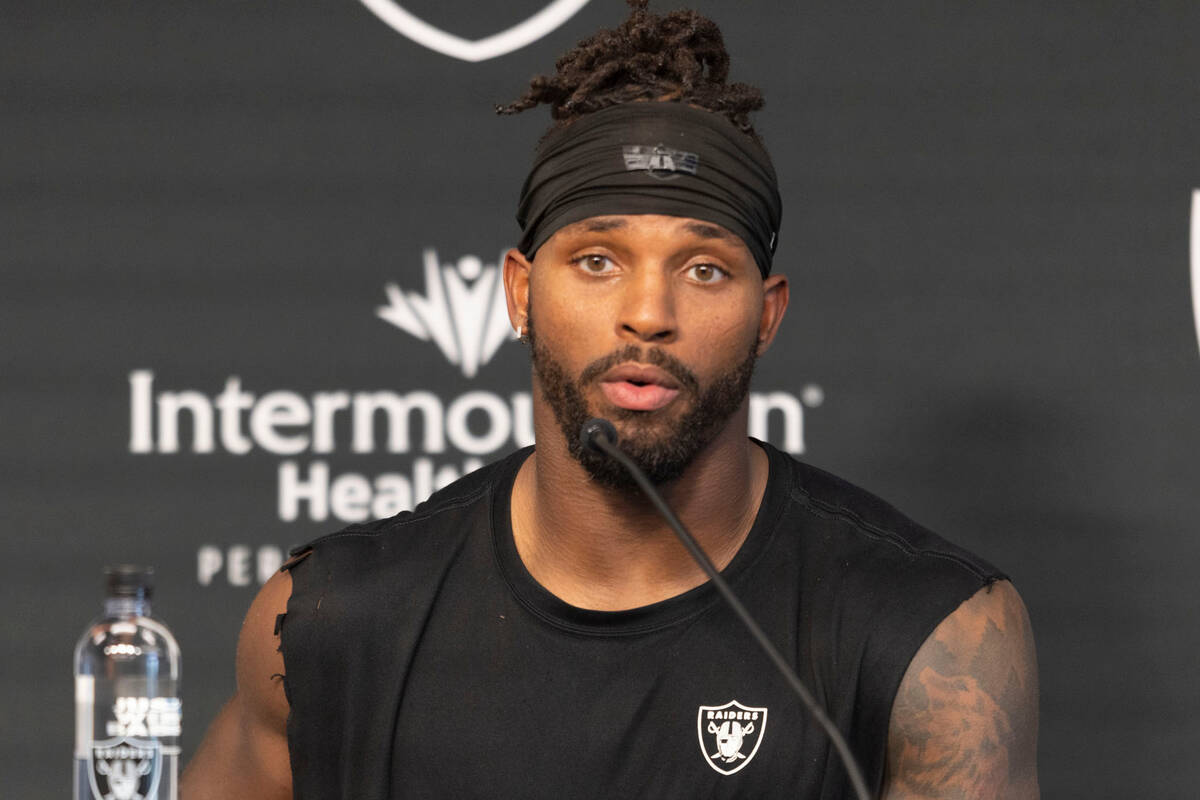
[623,144,699,179]
[358,0,592,62]
[697,700,768,775]
[1190,190,1200,356]
[377,249,518,378]
[107,696,182,738]
[88,737,161,800]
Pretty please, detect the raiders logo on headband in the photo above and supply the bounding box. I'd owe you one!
[623,144,700,179]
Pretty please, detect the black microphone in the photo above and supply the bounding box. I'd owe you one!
[579,418,872,800]
[579,418,617,452]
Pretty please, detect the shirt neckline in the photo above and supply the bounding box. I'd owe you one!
[490,441,788,637]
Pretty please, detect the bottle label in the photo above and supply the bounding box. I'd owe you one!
[85,696,181,799]
[88,736,162,800]
[106,697,182,738]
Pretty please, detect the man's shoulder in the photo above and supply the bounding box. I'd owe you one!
[291,447,528,561]
[762,441,1003,583]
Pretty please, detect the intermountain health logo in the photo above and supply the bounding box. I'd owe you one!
[377,249,517,378]
[126,246,822,587]
[357,0,592,62]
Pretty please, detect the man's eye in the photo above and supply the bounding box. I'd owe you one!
[575,254,615,274]
[687,263,727,283]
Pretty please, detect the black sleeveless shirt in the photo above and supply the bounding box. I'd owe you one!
[280,443,1003,799]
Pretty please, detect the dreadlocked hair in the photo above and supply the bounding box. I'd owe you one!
[497,0,764,140]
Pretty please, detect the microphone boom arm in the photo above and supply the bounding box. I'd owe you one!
[581,419,872,800]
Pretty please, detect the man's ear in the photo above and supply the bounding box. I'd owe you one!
[503,248,532,334]
[755,273,789,356]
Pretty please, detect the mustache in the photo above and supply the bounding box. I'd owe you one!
[577,345,700,394]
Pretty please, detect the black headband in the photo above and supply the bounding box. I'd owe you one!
[516,102,782,277]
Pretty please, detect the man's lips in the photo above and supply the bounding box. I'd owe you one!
[598,364,682,411]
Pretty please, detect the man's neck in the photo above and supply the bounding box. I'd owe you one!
[510,413,769,611]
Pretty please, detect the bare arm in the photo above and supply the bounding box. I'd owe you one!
[881,580,1039,800]
[180,570,293,800]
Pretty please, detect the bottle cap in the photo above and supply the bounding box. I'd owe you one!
[104,565,155,600]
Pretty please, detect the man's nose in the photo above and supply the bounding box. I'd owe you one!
[617,270,677,343]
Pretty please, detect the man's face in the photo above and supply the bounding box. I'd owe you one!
[513,214,787,488]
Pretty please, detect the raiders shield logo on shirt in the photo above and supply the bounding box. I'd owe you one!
[697,700,768,775]
[88,736,161,800]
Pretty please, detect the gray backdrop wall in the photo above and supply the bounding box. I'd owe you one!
[5,1,1199,796]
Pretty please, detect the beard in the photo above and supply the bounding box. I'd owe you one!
[527,316,758,490]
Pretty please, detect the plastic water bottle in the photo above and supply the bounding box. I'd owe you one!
[74,566,181,800]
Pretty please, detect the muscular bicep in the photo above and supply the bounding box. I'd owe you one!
[180,570,293,800]
[882,580,1039,800]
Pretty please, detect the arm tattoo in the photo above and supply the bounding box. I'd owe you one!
[883,581,1039,799]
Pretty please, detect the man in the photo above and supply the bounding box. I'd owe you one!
[182,3,1038,797]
